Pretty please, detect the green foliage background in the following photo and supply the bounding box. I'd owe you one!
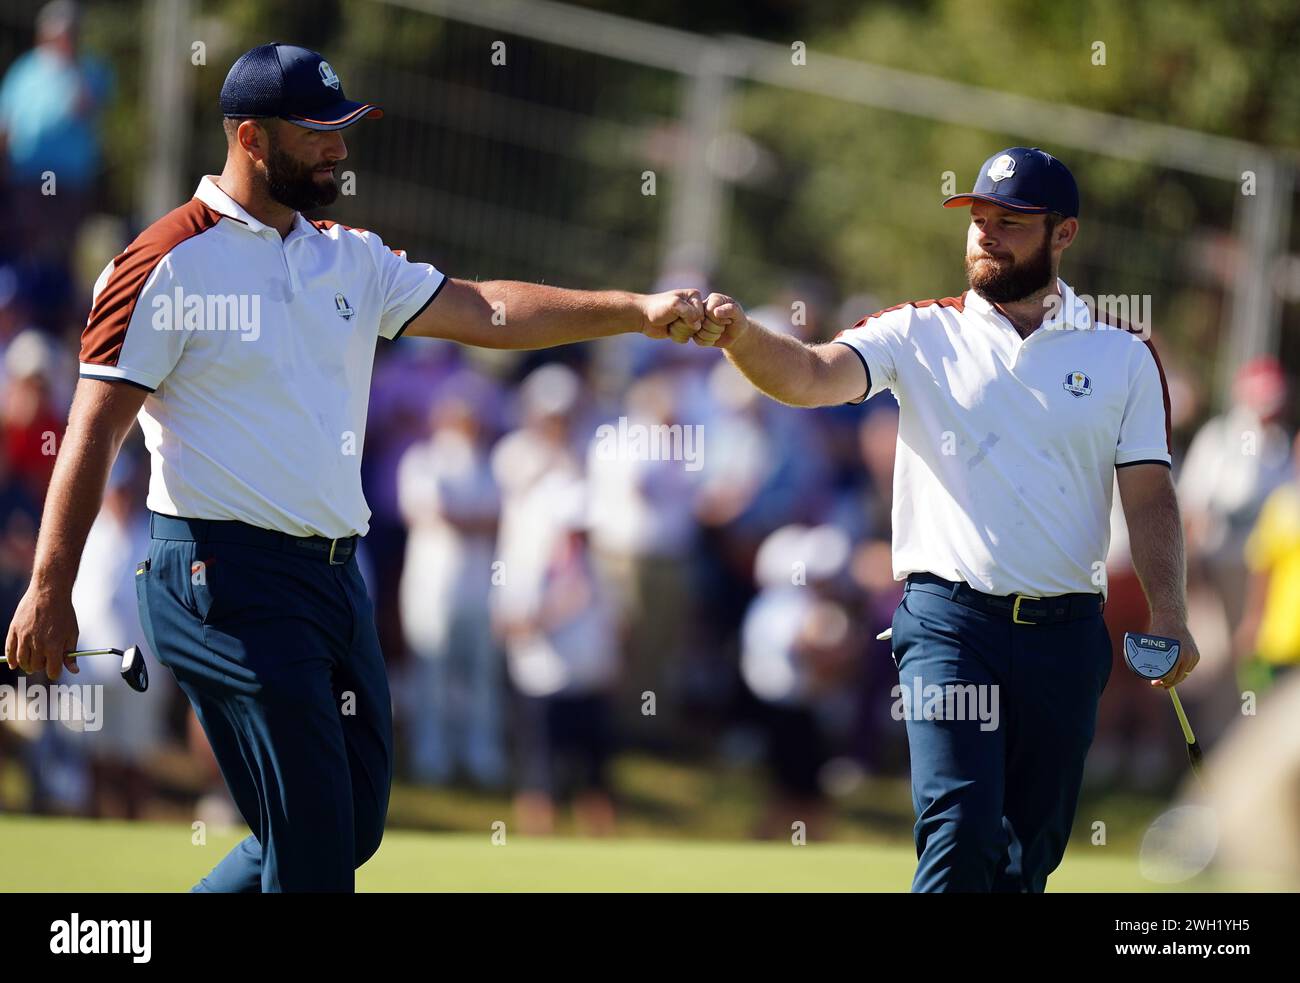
[44,0,1300,404]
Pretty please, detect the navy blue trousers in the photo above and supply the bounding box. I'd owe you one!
[136,515,393,892]
[890,576,1111,892]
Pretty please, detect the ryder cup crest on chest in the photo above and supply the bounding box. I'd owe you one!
[1063,370,1092,397]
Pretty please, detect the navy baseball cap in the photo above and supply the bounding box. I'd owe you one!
[943,147,1079,218]
[220,43,382,131]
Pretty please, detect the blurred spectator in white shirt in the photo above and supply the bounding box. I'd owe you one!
[500,481,619,836]
[1179,356,1292,628]
[742,524,856,840]
[398,384,506,788]
[493,363,587,614]
[587,369,702,748]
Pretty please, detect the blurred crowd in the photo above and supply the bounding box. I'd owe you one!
[1,1,1297,840]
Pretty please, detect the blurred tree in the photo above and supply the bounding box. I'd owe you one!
[68,0,1300,402]
[570,0,870,39]
[717,0,1300,403]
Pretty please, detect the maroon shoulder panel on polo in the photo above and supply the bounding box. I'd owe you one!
[81,200,224,368]
[834,295,965,338]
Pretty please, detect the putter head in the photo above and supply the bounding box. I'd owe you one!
[1123,632,1180,681]
[120,645,149,693]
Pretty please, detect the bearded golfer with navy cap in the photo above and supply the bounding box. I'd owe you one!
[4,43,705,892]
[693,148,1201,891]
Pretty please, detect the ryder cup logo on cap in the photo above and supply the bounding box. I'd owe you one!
[318,61,340,89]
[220,43,383,131]
[943,146,1080,218]
[987,154,1016,182]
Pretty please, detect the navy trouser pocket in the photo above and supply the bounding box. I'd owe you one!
[189,541,295,630]
[189,541,236,628]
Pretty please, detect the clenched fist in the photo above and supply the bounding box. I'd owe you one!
[694,293,749,349]
[638,289,705,344]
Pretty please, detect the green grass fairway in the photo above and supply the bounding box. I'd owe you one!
[0,816,1209,891]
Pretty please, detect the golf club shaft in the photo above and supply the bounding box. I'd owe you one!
[62,645,149,692]
[14,648,121,672]
[1167,686,1206,786]
[1167,687,1196,745]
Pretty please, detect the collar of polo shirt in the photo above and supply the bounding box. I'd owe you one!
[194,175,317,241]
[965,278,1094,334]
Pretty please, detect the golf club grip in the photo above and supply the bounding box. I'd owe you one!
[1187,740,1205,785]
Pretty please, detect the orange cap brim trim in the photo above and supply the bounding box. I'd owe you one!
[286,104,384,127]
[942,193,1047,214]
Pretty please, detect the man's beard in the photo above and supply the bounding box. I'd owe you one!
[965,228,1054,303]
[263,138,339,212]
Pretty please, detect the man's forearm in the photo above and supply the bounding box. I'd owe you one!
[1125,481,1188,619]
[29,415,126,595]
[723,320,822,407]
[471,282,644,349]
[411,279,700,347]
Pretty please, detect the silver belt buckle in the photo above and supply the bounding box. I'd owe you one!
[328,538,346,565]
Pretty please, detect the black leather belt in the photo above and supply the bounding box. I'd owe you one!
[905,572,1103,625]
[149,512,358,565]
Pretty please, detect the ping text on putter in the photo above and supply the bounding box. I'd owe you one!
[1123,632,1180,681]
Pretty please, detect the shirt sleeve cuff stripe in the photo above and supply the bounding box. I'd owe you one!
[392,274,448,340]
[1116,458,1172,468]
[78,371,157,394]
[832,339,872,404]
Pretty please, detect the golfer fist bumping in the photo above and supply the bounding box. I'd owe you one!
[692,292,871,408]
[639,288,705,344]
[695,293,749,349]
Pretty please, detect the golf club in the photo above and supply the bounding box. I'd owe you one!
[65,645,150,693]
[1122,632,1203,783]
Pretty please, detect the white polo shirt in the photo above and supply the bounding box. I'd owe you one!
[834,279,1172,599]
[80,176,446,538]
